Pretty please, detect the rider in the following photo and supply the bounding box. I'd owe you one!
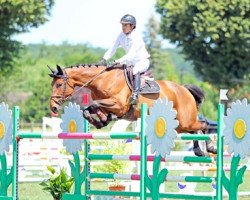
[99,14,150,105]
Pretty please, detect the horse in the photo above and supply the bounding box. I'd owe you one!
[49,64,216,156]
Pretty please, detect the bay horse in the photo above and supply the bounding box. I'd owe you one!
[49,64,216,156]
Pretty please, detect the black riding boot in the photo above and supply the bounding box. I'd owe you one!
[130,73,140,105]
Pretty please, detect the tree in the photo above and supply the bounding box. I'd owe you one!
[143,15,178,81]
[0,0,54,72]
[20,70,51,122]
[156,0,250,88]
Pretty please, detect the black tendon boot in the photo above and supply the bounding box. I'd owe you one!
[130,73,140,105]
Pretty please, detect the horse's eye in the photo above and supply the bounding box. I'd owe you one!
[56,83,63,88]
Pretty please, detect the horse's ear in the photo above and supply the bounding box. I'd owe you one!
[56,65,64,75]
[47,65,55,73]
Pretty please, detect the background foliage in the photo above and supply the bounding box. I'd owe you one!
[0,0,54,72]
[156,0,250,88]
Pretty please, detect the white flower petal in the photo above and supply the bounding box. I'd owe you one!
[145,97,177,157]
[61,102,85,154]
[223,99,250,158]
[0,103,13,155]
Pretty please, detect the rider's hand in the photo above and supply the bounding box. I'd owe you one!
[98,58,107,66]
[106,60,120,68]
[110,60,119,66]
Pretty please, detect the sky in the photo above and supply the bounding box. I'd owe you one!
[14,0,172,49]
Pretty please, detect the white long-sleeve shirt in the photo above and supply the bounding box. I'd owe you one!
[103,30,150,66]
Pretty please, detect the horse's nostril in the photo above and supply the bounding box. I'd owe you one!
[52,107,58,113]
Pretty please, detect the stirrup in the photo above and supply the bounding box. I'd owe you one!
[129,93,138,105]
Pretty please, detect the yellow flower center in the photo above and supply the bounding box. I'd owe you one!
[233,119,246,139]
[0,121,5,139]
[68,120,77,133]
[155,117,166,138]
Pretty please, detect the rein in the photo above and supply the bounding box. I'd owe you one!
[51,67,108,104]
[68,67,108,99]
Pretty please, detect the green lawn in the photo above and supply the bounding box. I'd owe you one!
[6,171,250,200]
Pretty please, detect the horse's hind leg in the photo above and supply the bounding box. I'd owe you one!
[206,139,217,154]
[198,116,217,155]
[192,135,217,157]
[189,120,207,132]
[193,139,208,157]
[193,131,217,156]
[184,120,208,156]
[192,120,217,156]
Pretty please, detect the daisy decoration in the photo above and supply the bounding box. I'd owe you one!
[146,97,179,158]
[145,97,179,200]
[222,98,250,200]
[60,102,84,154]
[0,102,13,155]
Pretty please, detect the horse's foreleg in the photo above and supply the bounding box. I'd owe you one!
[83,98,122,129]
[83,107,106,129]
[83,108,96,125]
[95,109,112,127]
[86,104,107,121]
[83,104,112,129]
[96,108,107,122]
[93,99,125,113]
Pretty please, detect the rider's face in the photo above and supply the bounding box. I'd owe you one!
[122,23,133,34]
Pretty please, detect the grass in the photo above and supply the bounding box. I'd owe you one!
[6,171,250,200]
[9,183,53,200]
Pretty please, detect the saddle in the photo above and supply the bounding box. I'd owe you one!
[124,65,160,94]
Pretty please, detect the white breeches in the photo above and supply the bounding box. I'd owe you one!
[132,58,150,75]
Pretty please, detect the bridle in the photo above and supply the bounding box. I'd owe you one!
[50,67,108,106]
[50,69,72,106]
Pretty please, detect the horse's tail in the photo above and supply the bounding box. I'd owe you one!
[184,84,205,108]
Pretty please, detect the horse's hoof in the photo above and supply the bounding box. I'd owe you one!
[193,147,208,157]
[207,147,217,154]
[206,141,217,154]
[95,122,104,129]
[107,113,113,121]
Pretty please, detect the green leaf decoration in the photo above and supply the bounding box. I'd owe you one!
[79,165,86,183]
[158,168,168,185]
[68,159,76,177]
[236,165,247,185]
[145,172,153,191]
[222,169,230,192]
[6,167,13,186]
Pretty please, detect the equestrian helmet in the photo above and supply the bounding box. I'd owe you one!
[120,14,136,27]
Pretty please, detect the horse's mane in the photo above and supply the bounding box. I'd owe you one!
[65,64,105,69]
[49,64,110,78]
